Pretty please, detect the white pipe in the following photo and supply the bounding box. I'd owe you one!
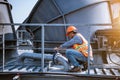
[18,52,69,71]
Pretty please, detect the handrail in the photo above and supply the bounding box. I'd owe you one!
[0,23,113,74]
[0,23,112,26]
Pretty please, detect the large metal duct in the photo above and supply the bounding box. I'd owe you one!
[24,0,112,41]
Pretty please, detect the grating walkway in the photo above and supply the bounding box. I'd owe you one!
[0,64,119,77]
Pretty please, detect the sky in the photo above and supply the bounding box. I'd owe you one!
[8,0,38,23]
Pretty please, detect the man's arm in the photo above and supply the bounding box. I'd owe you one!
[60,35,83,48]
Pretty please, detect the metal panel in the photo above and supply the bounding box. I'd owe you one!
[30,0,60,23]
[52,2,112,40]
[55,0,109,15]
[24,0,112,42]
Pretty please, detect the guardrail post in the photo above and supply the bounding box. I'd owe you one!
[2,25,5,71]
[41,25,45,72]
[87,26,91,75]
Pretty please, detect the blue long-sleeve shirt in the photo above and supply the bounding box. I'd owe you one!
[60,33,87,48]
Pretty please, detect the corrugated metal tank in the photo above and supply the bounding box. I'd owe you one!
[25,0,112,42]
[0,0,18,65]
[0,0,12,34]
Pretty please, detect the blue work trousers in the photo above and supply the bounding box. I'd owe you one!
[66,49,87,67]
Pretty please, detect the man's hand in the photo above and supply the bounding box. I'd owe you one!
[54,47,60,51]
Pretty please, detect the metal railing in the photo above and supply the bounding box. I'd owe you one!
[0,23,113,74]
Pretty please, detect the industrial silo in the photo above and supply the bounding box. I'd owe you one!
[0,0,18,66]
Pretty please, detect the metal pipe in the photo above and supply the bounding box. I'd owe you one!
[0,23,112,27]
[18,53,53,62]
[53,52,69,71]
[2,25,5,71]
[41,25,45,72]
[87,26,91,75]
[18,52,69,71]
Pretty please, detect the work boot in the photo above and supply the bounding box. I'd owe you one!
[68,66,82,72]
[82,62,88,71]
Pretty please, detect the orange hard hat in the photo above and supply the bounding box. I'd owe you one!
[66,25,77,36]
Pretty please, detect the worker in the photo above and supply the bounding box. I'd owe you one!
[54,25,93,72]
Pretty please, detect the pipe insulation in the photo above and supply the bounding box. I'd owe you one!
[18,52,69,71]
[18,53,53,62]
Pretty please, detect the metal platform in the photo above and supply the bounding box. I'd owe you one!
[0,65,120,80]
[0,62,120,76]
